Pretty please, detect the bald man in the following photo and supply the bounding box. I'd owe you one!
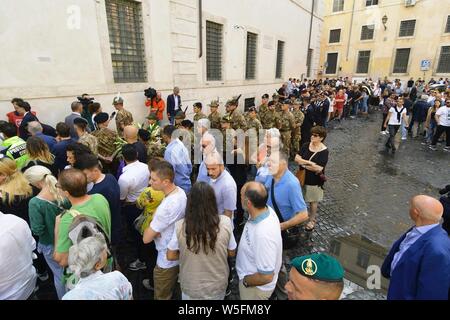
[382,195,450,300]
[123,125,148,164]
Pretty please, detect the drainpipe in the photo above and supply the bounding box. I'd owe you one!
[346,0,356,61]
[198,0,203,58]
[306,0,315,77]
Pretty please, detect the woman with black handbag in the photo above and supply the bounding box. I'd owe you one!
[295,126,329,232]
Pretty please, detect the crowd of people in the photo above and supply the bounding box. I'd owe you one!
[0,76,449,301]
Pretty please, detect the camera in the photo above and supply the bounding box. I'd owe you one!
[77,96,94,103]
[144,87,157,100]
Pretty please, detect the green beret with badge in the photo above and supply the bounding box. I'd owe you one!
[290,253,344,282]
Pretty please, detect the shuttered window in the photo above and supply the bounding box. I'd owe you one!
[393,48,411,73]
[106,0,147,83]
[275,41,285,79]
[333,0,344,12]
[356,51,371,74]
[246,32,257,80]
[437,46,450,73]
[399,20,416,37]
[326,53,338,74]
[206,21,223,81]
[329,29,341,43]
[365,0,378,6]
[361,25,375,40]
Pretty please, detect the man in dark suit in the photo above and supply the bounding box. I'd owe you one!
[382,195,450,300]
[166,87,181,125]
[17,101,38,141]
[65,101,84,140]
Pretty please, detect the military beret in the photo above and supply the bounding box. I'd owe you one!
[175,111,186,119]
[146,113,158,120]
[291,253,344,283]
[221,115,231,123]
[193,102,203,109]
[248,106,257,113]
[94,112,109,124]
[262,93,269,99]
[112,96,124,105]
[208,100,219,108]
[73,117,88,126]
[138,128,151,141]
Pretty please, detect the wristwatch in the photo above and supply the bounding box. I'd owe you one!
[243,277,250,288]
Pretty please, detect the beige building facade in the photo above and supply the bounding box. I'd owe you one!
[319,0,450,81]
[0,0,323,126]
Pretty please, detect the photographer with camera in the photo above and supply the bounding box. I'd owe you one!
[439,185,450,234]
[144,88,165,123]
[167,87,182,125]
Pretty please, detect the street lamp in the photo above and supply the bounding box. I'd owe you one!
[382,15,388,30]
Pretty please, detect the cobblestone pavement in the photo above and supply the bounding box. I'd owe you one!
[36,111,449,300]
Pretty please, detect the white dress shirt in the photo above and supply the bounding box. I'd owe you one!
[118,161,150,202]
[0,212,37,300]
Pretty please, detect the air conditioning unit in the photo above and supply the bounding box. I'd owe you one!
[405,0,416,7]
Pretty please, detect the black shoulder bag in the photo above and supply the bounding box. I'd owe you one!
[270,179,301,250]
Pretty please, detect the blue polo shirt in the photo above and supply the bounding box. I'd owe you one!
[36,132,57,152]
[264,170,307,221]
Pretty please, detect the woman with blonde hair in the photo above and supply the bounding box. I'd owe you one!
[24,165,70,299]
[22,136,57,176]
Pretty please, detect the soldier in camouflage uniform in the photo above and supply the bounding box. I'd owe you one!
[174,111,186,129]
[220,115,236,159]
[193,102,207,122]
[138,128,166,159]
[279,99,296,157]
[258,93,270,121]
[91,112,120,173]
[260,101,281,130]
[208,100,222,130]
[272,93,283,113]
[113,96,133,137]
[291,99,305,158]
[225,96,247,131]
[74,117,98,156]
[246,106,262,136]
[143,113,161,142]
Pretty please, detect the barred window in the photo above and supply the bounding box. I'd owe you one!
[307,48,313,78]
[437,46,450,73]
[365,0,378,6]
[206,21,223,81]
[399,20,416,37]
[329,29,341,43]
[244,97,255,112]
[333,0,344,12]
[246,32,257,80]
[356,51,371,74]
[106,0,146,83]
[361,25,375,40]
[446,16,450,33]
[393,48,411,73]
[326,53,338,74]
[275,41,285,79]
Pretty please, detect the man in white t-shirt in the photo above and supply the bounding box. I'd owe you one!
[0,211,37,300]
[236,182,282,300]
[383,96,409,154]
[430,98,450,151]
[143,161,187,300]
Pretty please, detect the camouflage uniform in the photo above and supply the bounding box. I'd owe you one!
[258,103,268,121]
[174,111,186,130]
[228,109,247,131]
[193,112,207,122]
[279,110,296,157]
[246,117,262,135]
[260,109,281,130]
[146,140,166,159]
[291,108,305,157]
[115,109,134,137]
[208,111,222,130]
[91,128,119,159]
[78,132,99,156]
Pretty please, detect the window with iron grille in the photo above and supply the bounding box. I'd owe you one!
[105,0,146,83]
[357,250,370,269]
[393,48,411,73]
[246,32,257,80]
[307,49,313,78]
[206,21,223,81]
[399,20,416,37]
[365,0,378,6]
[244,98,255,112]
[329,29,341,43]
[356,51,371,74]
[333,0,344,12]
[326,53,338,74]
[446,16,450,33]
[437,46,450,73]
[361,25,375,40]
[275,41,285,79]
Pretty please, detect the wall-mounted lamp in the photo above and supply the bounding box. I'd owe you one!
[382,15,388,30]
[233,25,245,30]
